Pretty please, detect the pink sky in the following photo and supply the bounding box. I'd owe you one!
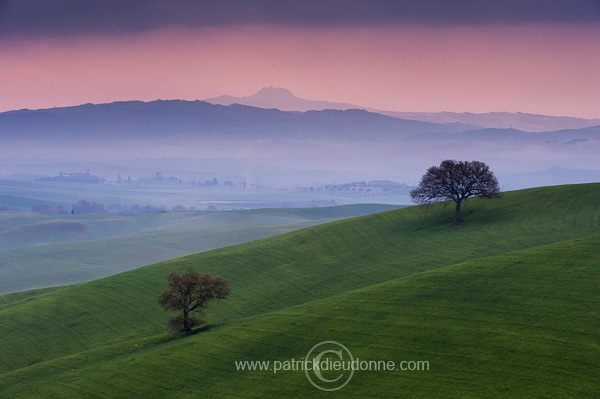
[1,24,599,118]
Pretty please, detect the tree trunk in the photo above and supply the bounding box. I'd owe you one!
[183,309,191,333]
[454,199,462,220]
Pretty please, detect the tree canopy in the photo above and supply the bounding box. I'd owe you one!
[410,160,501,219]
[158,270,231,334]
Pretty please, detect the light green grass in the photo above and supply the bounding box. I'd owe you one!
[0,208,318,249]
[0,204,401,249]
[0,184,599,397]
[0,204,399,293]
[0,223,321,293]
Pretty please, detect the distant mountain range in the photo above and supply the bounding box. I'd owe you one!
[385,111,600,133]
[206,87,600,132]
[1,96,598,189]
[0,99,465,142]
[5,98,597,150]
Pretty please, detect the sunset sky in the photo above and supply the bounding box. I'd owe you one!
[1,0,599,118]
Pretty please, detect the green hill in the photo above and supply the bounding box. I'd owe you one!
[0,204,400,250]
[0,204,400,293]
[0,184,599,397]
[2,234,598,398]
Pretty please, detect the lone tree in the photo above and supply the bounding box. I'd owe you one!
[158,270,231,334]
[410,160,501,219]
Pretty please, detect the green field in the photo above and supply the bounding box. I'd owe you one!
[0,184,599,398]
[0,204,400,293]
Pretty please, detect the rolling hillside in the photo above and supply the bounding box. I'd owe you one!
[0,204,400,293]
[0,184,598,397]
[2,234,597,398]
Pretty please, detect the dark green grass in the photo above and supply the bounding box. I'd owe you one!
[0,184,598,375]
[1,233,598,398]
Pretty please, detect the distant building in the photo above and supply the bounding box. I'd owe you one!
[37,170,104,184]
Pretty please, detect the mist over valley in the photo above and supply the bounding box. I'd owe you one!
[2,88,598,199]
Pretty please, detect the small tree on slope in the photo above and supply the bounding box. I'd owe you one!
[410,160,501,220]
[158,270,231,334]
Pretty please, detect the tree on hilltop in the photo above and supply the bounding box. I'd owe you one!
[158,270,231,334]
[410,160,501,220]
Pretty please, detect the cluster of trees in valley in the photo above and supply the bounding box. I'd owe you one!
[118,173,237,188]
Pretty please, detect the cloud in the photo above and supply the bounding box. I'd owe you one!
[1,0,599,40]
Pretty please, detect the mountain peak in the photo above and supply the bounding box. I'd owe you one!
[205,87,359,112]
[253,86,296,99]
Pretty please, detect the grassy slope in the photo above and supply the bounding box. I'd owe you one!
[1,234,598,398]
[0,204,400,293]
[0,184,599,397]
[0,205,396,250]
[0,222,323,294]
